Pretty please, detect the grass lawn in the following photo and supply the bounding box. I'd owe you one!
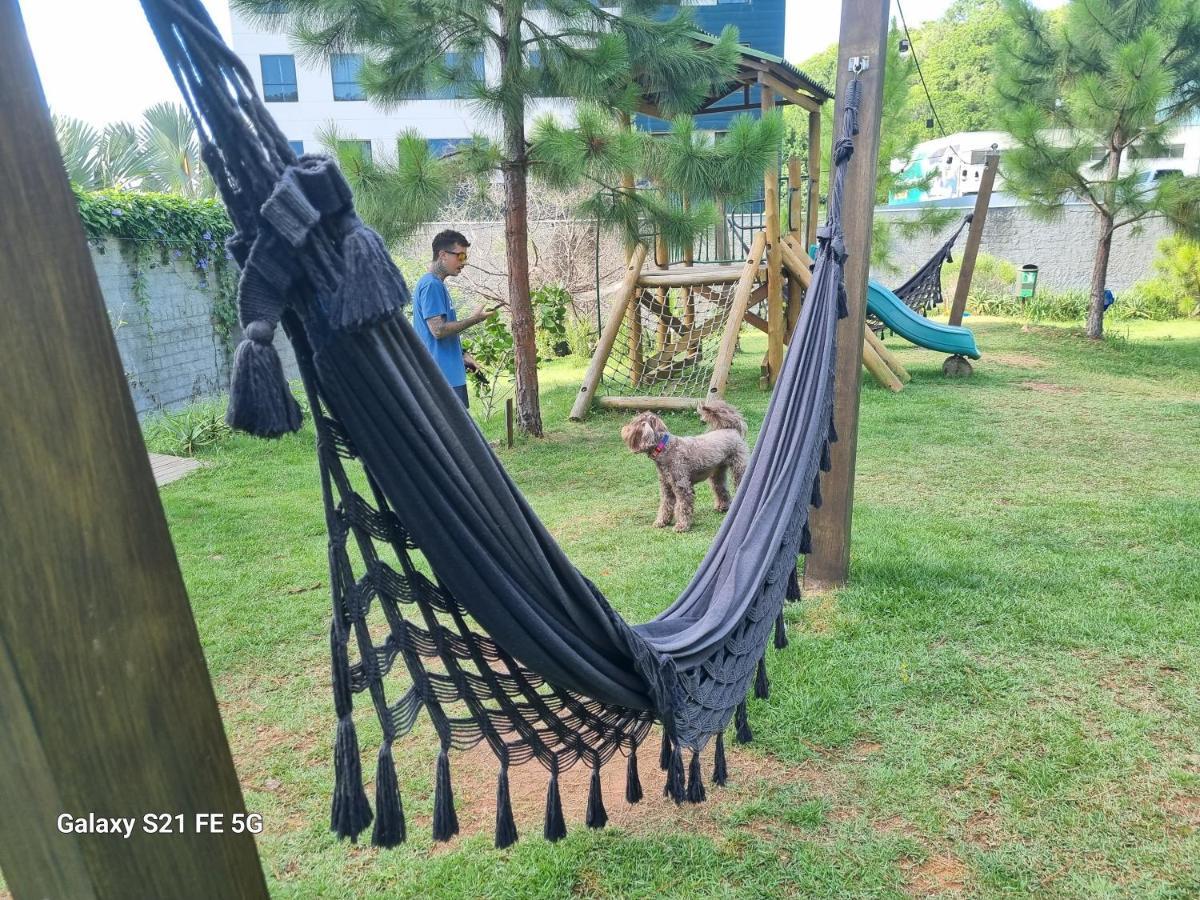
[47,318,1200,897]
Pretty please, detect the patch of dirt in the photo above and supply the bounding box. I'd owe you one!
[963,809,1004,850]
[1164,795,1200,830]
[873,814,920,838]
[801,592,841,634]
[988,352,1046,368]
[416,726,841,853]
[1018,380,1082,396]
[901,853,969,897]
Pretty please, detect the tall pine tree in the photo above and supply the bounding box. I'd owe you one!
[235,0,738,435]
[996,0,1200,338]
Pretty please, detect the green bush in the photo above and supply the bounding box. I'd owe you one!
[945,253,1019,315]
[1109,279,1185,320]
[531,283,571,358]
[143,399,231,457]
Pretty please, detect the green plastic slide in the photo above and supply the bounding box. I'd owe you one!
[867,281,981,360]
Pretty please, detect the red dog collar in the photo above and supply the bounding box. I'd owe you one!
[649,433,670,459]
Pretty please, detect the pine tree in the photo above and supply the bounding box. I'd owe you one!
[996,0,1200,338]
[236,0,738,436]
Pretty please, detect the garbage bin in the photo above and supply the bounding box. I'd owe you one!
[1018,264,1039,299]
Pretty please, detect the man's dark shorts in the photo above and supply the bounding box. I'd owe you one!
[453,384,469,408]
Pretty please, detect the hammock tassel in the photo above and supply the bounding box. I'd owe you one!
[432,747,459,842]
[774,610,789,649]
[328,222,407,330]
[225,319,302,438]
[735,701,754,744]
[820,439,832,472]
[330,714,372,841]
[786,564,802,601]
[755,656,770,700]
[799,523,812,556]
[494,762,518,850]
[810,476,823,510]
[544,758,567,842]
[660,731,672,771]
[665,743,685,804]
[625,747,644,804]
[371,741,406,848]
[712,733,728,787]
[585,762,608,829]
[686,750,706,804]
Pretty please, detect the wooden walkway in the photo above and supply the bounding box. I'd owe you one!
[149,453,203,487]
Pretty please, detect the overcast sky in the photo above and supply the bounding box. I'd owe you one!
[18,0,1054,127]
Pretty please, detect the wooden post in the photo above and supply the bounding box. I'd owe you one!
[806,108,822,254]
[0,4,269,898]
[707,231,767,398]
[948,149,999,327]
[570,243,648,419]
[864,328,911,383]
[618,111,643,386]
[861,340,904,392]
[786,156,804,340]
[506,398,515,448]
[654,232,669,351]
[761,79,784,387]
[803,0,891,591]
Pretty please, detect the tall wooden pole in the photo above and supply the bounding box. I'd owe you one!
[618,111,643,385]
[806,109,822,253]
[948,149,1000,327]
[0,3,269,898]
[761,80,784,386]
[786,156,804,339]
[803,0,891,591]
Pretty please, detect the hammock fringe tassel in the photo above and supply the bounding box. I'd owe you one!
[626,747,644,803]
[495,763,518,849]
[735,701,754,744]
[432,748,459,842]
[755,656,770,700]
[712,733,728,786]
[665,743,685,804]
[327,223,408,331]
[371,741,405,848]
[544,759,567,842]
[586,763,608,829]
[225,320,302,438]
[686,750,706,803]
[330,714,372,841]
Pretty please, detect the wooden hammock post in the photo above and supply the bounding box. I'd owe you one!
[570,243,648,420]
[948,148,999,327]
[807,109,822,253]
[708,231,767,398]
[761,79,785,387]
[0,4,269,897]
[786,156,804,339]
[804,0,891,591]
[865,327,911,384]
[861,334,905,392]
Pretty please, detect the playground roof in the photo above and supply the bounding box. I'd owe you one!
[637,31,833,120]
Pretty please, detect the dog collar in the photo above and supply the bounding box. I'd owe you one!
[649,433,670,459]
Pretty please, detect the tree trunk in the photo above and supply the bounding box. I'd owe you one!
[500,8,542,436]
[1086,212,1114,339]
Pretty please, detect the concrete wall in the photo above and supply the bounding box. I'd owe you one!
[875,197,1173,293]
[93,239,297,418]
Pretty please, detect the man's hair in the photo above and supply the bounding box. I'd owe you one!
[432,229,470,261]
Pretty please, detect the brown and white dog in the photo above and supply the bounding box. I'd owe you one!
[620,400,749,532]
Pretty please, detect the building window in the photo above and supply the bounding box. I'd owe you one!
[1129,143,1186,159]
[430,52,485,100]
[427,138,470,158]
[331,53,366,102]
[337,140,373,165]
[287,140,304,156]
[261,55,298,102]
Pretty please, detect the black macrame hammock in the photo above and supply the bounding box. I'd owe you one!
[142,0,862,849]
[892,214,973,313]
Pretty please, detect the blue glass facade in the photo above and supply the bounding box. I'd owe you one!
[639,0,787,133]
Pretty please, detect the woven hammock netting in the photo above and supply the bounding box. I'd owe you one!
[602,279,750,399]
[141,0,858,849]
[869,215,972,334]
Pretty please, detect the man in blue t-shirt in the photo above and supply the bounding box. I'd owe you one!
[412,229,494,407]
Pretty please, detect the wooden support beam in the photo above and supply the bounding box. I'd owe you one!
[745,309,770,334]
[570,243,648,420]
[0,5,269,898]
[948,150,1000,327]
[707,231,767,399]
[597,396,704,411]
[780,238,814,289]
[786,156,804,338]
[757,70,822,113]
[803,0,891,591]
[762,81,785,389]
[806,108,822,254]
[864,328,911,383]
[861,339,904,392]
[637,268,752,288]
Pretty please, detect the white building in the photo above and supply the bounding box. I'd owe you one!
[229,7,572,162]
[889,127,1200,205]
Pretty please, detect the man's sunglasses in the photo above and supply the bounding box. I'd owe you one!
[443,249,469,262]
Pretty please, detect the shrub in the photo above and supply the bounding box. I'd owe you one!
[1112,278,1189,320]
[531,283,572,358]
[143,399,231,457]
[945,253,1019,315]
